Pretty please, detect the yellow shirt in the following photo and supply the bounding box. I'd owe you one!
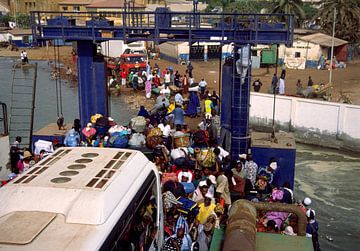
[204,99,213,114]
[196,202,216,224]
[167,103,175,114]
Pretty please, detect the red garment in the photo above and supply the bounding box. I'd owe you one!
[154,76,160,87]
[230,175,246,196]
[121,71,127,79]
[16,160,25,173]
[182,77,188,94]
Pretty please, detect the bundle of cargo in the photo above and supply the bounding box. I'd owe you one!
[146,127,164,149]
[130,116,146,133]
[173,133,190,148]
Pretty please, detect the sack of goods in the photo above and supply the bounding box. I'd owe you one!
[130,116,147,133]
[108,132,129,148]
[128,133,146,147]
[174,133,190,148]
[193,130,209,144]
[147,127,163,138]
[161,172,178,185]
[34,140,54,155]
[196,148,216,168]
[170,147,188,160]
[146,136,163,149]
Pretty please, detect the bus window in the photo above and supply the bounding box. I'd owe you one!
[100,171,159,251]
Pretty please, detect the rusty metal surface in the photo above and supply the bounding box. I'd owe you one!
[223,200,257,251]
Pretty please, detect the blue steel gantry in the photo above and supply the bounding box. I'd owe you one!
[31,10,294,157]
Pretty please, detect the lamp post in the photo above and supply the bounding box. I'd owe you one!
[193,0,198,28]
[123,0,126,26]
[193,0,198,13]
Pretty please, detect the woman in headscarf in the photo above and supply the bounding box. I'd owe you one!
[145,77,152,99]
[138,105,150,118]
[185,91,200,118]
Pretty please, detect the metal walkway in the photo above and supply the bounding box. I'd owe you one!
[31,11,294,45]
[9,63,38,149]
[30,9,294,156]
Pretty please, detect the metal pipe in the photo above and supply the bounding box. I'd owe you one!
[29,63,38,149]
[218,44,222,111]
[223,200,257,251]
[271,44,279,139]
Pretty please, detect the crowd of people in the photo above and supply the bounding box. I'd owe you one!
[3,61,320,251]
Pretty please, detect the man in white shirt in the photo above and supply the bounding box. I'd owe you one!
[20,51,24,62]
[23,50,28,63]
[174,91,184,106]
[213,146,229,161]
[164,71,171,86]
[108,76,115,87]
[66,67,73,83]
[158,121,171,137]
[198,78,207,97]
[160,86,171,99]
[279,77,285,95]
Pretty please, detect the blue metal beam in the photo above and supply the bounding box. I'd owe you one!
[77,41,108,127]
[31,11,294,46]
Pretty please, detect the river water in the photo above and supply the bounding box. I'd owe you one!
[0,58,136,132]
[0,58,359,250]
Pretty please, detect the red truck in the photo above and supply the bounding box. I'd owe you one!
[107,53,147,81]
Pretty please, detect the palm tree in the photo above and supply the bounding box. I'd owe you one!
[271,0,306,27]
[315,0,360,43]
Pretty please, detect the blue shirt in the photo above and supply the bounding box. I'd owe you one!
[257,166,274,184]
[306,220,319,238]
[172,107,185,125]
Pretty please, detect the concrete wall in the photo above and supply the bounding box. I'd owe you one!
[0,135,10,180]
[279,40,321,69]
[280,40,321,61]
[249,93,360,152]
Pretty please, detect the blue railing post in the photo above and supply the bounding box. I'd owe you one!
[231,44,251,158]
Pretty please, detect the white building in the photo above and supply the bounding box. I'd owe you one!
[0,29,34,47]
[159,41,232,64]
[278,33,348,69]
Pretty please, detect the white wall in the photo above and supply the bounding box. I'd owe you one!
[279,40,321,61]
[0,33,8,42]
[0,135,10,180]
[249,93,360,149]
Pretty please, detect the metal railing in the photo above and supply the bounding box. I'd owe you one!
[31,11,294,45]
[0,102,9,136]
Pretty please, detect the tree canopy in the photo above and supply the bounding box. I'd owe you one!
[271,0,306,27]
[15,14,31,29]
[315,0,360,43]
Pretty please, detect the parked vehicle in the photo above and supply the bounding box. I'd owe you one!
[0,147,163,250]
[107,53,147,82]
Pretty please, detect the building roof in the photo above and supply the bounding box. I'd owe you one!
[87,0,145,8]
[0,0,10,11]
[58,0,93,5]
[300,32,348,47]
[8,29,33,36]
